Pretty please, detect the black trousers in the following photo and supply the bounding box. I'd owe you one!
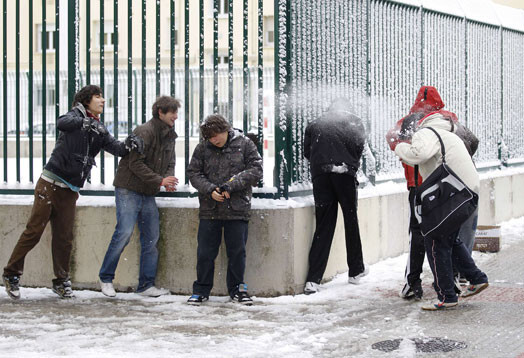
[403,187,426,288]
[306,173,364,283]
[425,230,488,303]
[192,219,249,297]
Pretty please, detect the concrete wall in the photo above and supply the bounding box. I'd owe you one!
[1,171,523,297]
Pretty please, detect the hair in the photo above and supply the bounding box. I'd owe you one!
[200,114,231,139]
[152,96,181,119]
[72,85,103,108]
[246,132,260,147]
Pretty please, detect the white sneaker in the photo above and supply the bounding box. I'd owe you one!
[304,281,320,295]
[137,286,170,297]
[100,280,116,297]
[348,266,369,285]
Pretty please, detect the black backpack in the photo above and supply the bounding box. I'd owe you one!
[414,127,478,239]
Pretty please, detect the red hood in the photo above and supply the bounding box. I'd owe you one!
[409,86,445,114]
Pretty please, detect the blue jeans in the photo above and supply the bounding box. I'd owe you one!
[99,187,160,292]
[458,207,479,254]
[192,219,249,297]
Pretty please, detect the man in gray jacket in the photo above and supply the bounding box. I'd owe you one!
[187,114,262,305]
[98,96,180,298]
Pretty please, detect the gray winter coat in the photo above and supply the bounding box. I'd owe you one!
[188,129,263,220]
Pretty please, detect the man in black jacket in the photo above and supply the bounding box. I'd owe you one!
[186,114,262,305]
[303,98,368,294]
[2,85,142,300]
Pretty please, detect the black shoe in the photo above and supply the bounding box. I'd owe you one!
[231,284,253,306]
[187,294,209,306]
[400,283,423,300]
[2,275,21,300]
[52,279,75,299]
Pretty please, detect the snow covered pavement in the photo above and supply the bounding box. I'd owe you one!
[1,217,524,358]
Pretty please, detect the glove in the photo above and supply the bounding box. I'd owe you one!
[89,120,108,136]
[125,134,145,154]
[219,183,232,193]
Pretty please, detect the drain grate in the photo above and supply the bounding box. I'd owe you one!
[372,337,467,353]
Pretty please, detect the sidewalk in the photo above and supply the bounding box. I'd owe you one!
[1,218,523,358]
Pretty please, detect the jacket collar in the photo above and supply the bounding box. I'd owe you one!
[151,117,178,139]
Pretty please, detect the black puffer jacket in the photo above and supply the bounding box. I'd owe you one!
[44,108,129,187]
[188,129,263,220]
[304,110,366,180]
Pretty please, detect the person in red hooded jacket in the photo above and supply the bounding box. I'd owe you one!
[386,86,479,300]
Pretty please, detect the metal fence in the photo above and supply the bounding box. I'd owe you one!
[1,0,524,199]
[274,0,524,197]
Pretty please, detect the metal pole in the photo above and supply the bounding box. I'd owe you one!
[141,0,146,124]
[213,0,218,112]
[170,0,176,97]
[199,0,204,123]
[228,0,233,123]
[184,0,190,183]
[29,0,34,182]
[128,0,132,134]
[15,0,20,182]
[257,0,263,160]
[100,0,105,183]
[42,0,47,167]
[114,0,119,173]
[55,0,59,141]
[243,0,248,133]
[68,0,79,108]
[156,0,160,97]
[86,0,91,85]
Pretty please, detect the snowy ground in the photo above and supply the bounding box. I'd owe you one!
[1,217,523,357]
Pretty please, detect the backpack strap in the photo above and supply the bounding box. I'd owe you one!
[421,126,446,163]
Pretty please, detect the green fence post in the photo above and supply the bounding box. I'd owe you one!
[128,0,133,134]
[100,0,105,183]
[257,0,263,161]
[55,0,60,141]
[243,0,248,133]
[274,0,291,198]
[86,0,91,85]
[114,0,119,174]
[141,0,146,124]
[499,25,506,166]
[213,0,218,112]
[464,17,468,127]
[156,0,160,97]
[199,0,204,124]
[68,0,79,108]
[29,0,34,182]
[171,0,176,98]
[2,0,5,182]
[184,0,190,183]
[42,0,47,167]
[15,0,20,182]
[419,5,425,85]
[228,0,233,123]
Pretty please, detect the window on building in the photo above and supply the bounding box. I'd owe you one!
[96,21,116,49]
[265,18,274,46]
[36,24,56,52]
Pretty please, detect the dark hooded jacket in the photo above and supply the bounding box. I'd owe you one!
[44,107,128,187]
[304,109,366,180]
[188,129,263,220]
[113,117,177,196]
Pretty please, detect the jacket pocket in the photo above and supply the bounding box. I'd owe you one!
[199,193,217,211]
[229,190,251,212]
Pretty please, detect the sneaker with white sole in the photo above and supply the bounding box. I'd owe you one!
[187,294,209,306]
[461,282,489,298]
[137,286,170,297]
[304,281,320,295]
[100,280,116,297]
[2,275,21,300]
[348,266,369,285]
[421,300,458,311]
[52,279,75,299]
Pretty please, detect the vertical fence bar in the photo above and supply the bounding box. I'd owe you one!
[257,0,263,159]
[419,5,424,85]
[242,0,248,133]
[213,0,218,112]
[2,0,5,182]
[114,0,119,173]
[29,0,34,182]
[499,26,505,164]
[100,0,105,183]
[86,0,91,85]
[15,0,20,182]
[55,0,59,141]
[68,0,79,107]
[464,18,468,126]
[42,0,47,167]
[274,0,291,198]
[141,0,146,124]
[156,0,160,97]
[128,0,132,134]
[228,0,233,122]
[184,0,189,183]
[199,0,204,123]
[170,0,175,97]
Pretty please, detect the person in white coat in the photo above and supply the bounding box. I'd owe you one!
[394,112,489,310]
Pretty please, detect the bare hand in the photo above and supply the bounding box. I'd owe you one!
[222,190,230,199]
[211,188,225,202]
[161,176,178,189]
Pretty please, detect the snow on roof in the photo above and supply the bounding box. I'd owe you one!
[459,0,501,26]
[494,3,524,32]
[384,0,524,31]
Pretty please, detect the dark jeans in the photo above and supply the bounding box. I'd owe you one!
[192,219,249,297]
[425,230,488,303]
[3,177,78,280]
[404,188,425,288]
[306,173,364,283]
